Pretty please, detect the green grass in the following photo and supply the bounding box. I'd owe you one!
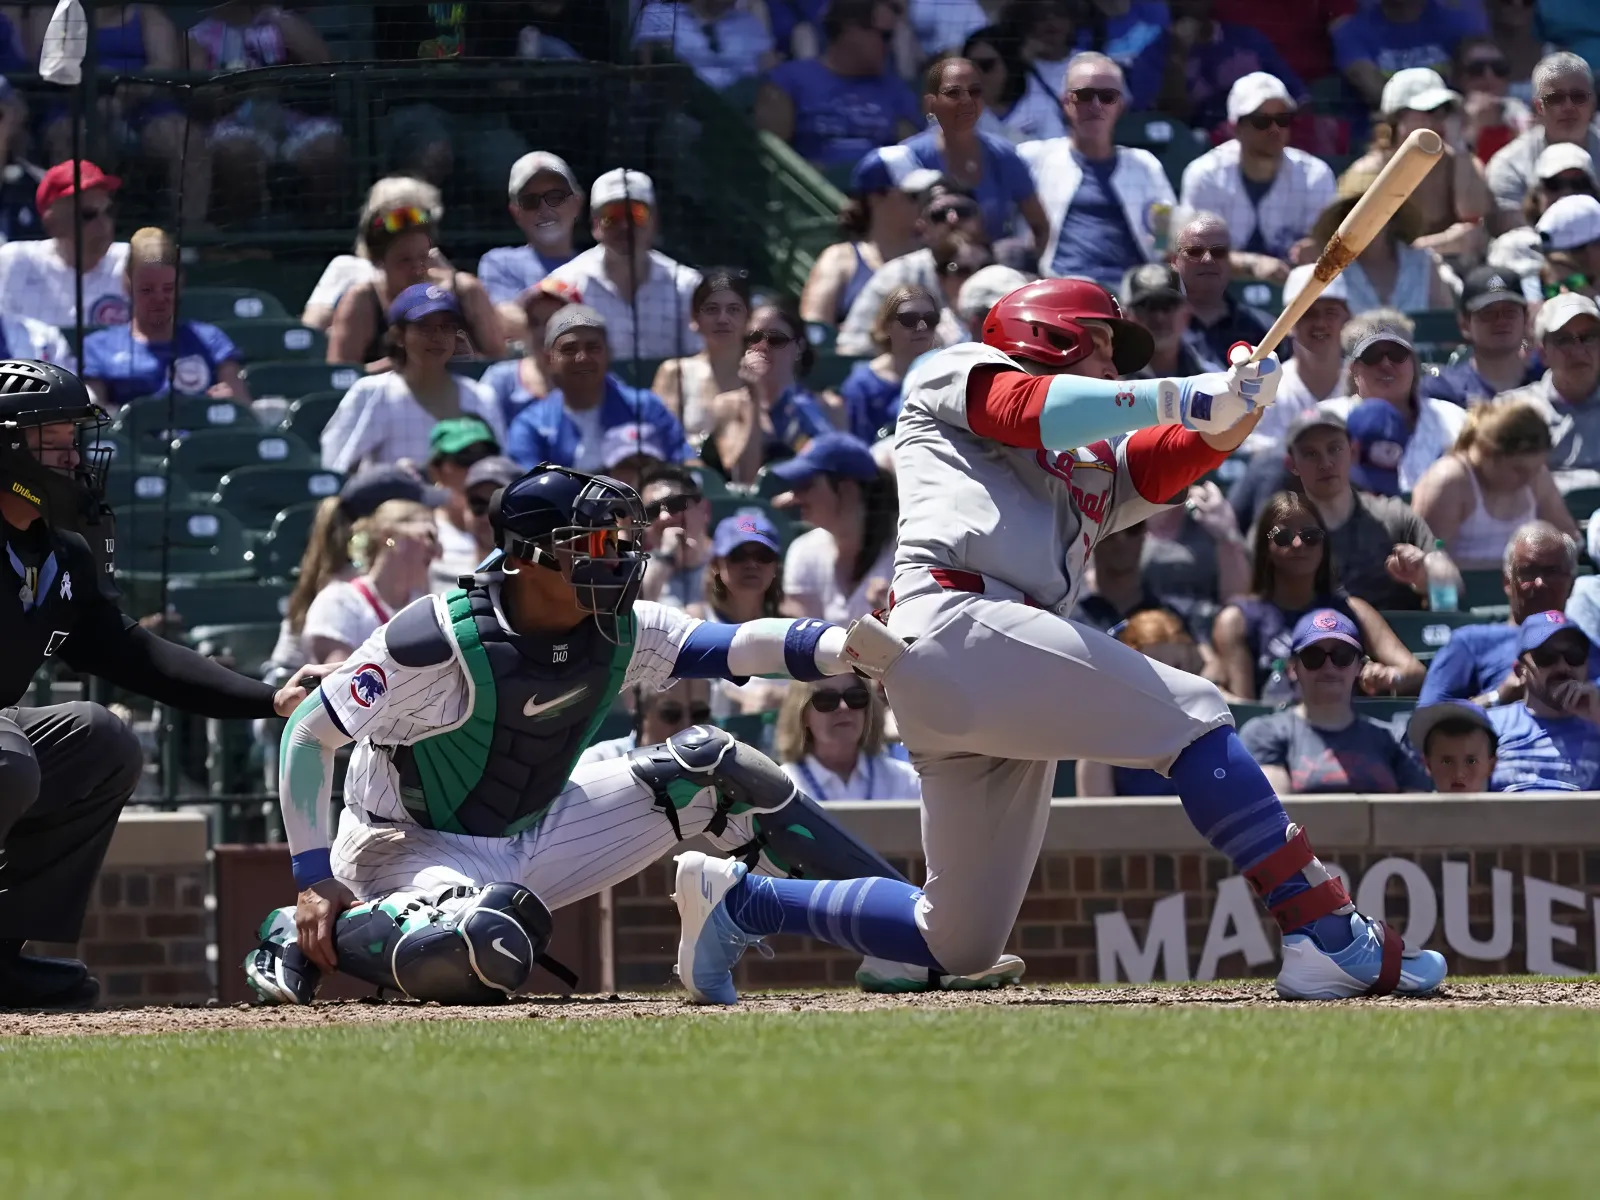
[3,1006,1598,1198]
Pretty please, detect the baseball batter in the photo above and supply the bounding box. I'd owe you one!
[674,279,1449,1003]
[245,465,969,1005]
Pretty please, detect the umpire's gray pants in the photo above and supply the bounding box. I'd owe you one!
[0,702,144,942]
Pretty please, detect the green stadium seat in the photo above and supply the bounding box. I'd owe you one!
[1229,701,1276,727]
[719,712,769,747]
[166,427,316,492]
[245,361,362,401]
[1230,281,1282,312]
[1563,485,1600,525]
[103,462,191,510]
[212,464,342,529]
[1405,309,1462,346]
[246,501,320,578]
[808,353,860,391]
[164,579,288,627]
[612,357,664,391]
[1459,569,1507,611]
[185,621,283,678]
[179,286,288,323]
[1377,609,1487,655]
[216,319,328,362]
[1114,111,1186,150]
[117,504,251,579]
[1352,697,1417,723]
[279,390,344,443]
[1052,760,1077,797]
[112,394,260,457]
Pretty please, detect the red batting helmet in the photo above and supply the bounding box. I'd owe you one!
[981,278,1154,375]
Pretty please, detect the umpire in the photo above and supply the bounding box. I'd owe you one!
[0,361,320,1009]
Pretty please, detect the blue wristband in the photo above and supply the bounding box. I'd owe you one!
[783,618,831,682]
[291,849,334,889]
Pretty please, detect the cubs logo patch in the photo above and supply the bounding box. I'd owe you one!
[89,295,130,326]
[349,663,388,707]
[1313,612,1341,630]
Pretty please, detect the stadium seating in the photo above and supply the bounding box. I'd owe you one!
[112,394,260,459]
[245,502,321,579]
[103,461,189,511]
[211,465,342,530]
[216,319,328,363]
[179,286,289,323]
[245,361,363,401]
[1460,569,1508,612]
[278,390,344,444]
[1379,609,1489,656]
[118,504,252,579]
[166,428,316,492]
[185,621,284,679]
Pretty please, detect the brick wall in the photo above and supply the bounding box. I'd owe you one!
[30,813,212,1005]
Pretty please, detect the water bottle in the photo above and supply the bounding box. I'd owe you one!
[1261,658,1296,708]
[1427,538,1459,612]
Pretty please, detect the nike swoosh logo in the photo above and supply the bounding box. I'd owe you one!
[491,937,521,963]
[523,685,588,718]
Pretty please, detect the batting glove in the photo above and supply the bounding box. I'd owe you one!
[1155,352,1282,436]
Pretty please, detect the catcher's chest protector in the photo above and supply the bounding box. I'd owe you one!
[390,587,634,837]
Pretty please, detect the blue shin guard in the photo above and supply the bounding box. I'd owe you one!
[725,874,945,972]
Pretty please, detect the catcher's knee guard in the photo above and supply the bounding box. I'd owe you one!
[333,882,561,1003]
[628,725,907,884]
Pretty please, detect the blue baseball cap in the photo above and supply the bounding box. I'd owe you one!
[338,464,447,516]
[767,432,880,487]
[1289,608,1363,655]
[387,282,462,325]
[713,508,781,558]
[1518,609,1590,654]
[1346,398,1408,496]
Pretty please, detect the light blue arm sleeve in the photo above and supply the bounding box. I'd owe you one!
[1035,373,1177,452]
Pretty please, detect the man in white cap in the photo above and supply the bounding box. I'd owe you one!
[1496,293,1600,493]
[542,168,704,362]
[477,152,584,341]
[1487,51,1600,234]
[1242,262,1350,451]
[1535,193,1600,286]
[1488,142,1597,283]
[1354,67,1491,263]
[1176,72,1334,283]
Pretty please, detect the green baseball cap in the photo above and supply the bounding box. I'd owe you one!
[429,417,498,459]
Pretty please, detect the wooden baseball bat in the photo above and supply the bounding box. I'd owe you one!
[1246,127,1445,365]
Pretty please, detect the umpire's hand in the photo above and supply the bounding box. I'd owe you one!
[273,663,337,718]
[297,877,357,971]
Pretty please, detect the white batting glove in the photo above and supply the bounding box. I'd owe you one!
[1155,351,1282,436]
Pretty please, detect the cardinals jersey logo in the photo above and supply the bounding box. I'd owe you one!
[349,663,388,708]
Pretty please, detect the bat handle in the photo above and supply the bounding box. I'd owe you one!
[1228,341,1254,367]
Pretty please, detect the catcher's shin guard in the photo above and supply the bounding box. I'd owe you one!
[628,724,906,883]
[333,882,565,1003]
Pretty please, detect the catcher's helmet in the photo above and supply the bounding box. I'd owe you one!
[486,464,648,641]
[981,278,1154,375]
[0,360,112,529]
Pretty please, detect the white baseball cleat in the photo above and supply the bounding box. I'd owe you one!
[856,955,1027,994]
[672,851,764,1006]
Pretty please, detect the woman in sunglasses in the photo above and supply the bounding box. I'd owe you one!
[1306,192,1452,314]
[1453,37,1533,164]
[830,285,942,444]
[775,676,920,801]
[1412,401,1576,570]
[1213,491,1423,701]
[960,25,1067,146]
[705,298,834,485]
[1341,68,1492,268]
[1323,310,1465,491]
[578,678,715,766]
[326,203,502,368]
[653,268,753,447]
[700,509,790,717]
[1237,609,1432,796]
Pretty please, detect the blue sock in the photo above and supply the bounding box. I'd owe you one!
[1168,727,1352,949]
[724,875,946,972]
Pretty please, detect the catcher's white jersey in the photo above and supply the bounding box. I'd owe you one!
[321,588,698,826]
[893,343,1170,614]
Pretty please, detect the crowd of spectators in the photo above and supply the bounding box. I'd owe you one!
[19,0,1600,800]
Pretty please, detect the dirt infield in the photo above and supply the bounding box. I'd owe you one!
[3,979,1599,1038]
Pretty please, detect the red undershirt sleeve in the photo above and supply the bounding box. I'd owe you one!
[964,365,1052,449]
[1124,425,1231,503]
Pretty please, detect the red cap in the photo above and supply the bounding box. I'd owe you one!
[36,160,122,215]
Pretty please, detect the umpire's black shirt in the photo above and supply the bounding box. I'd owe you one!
[0,512,278,715]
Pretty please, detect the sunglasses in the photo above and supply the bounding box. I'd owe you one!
[1067,87,1121,106]
[517,187,573,211]
[1177,244,1229,261]
[1267,525,1326,547]
[466,491,498,516]
[1136,297,1182,315]
[1547,328,1600,349]
[374,205,432,233]
[1527,641,1588,668]
[810,686,871,713]
[598,200,651,228]
[1297,643,1361,670]
[78,204,113,224]
[1242,112,1294,130]
[927,197,980,223]
[436,443,496,470]
[656,701,712,725]
[727,544,780,566]
[939,84,985,101]
[744,329,795,349]
[647,492,701,519]
[1512,562,1573,582]
[894,309,939,330]
[1540,89,1593,108]
[1358,343,1411,366]
[1463,58,1510,78]
[1545,174,1596,196]
[969,54,1002,73]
